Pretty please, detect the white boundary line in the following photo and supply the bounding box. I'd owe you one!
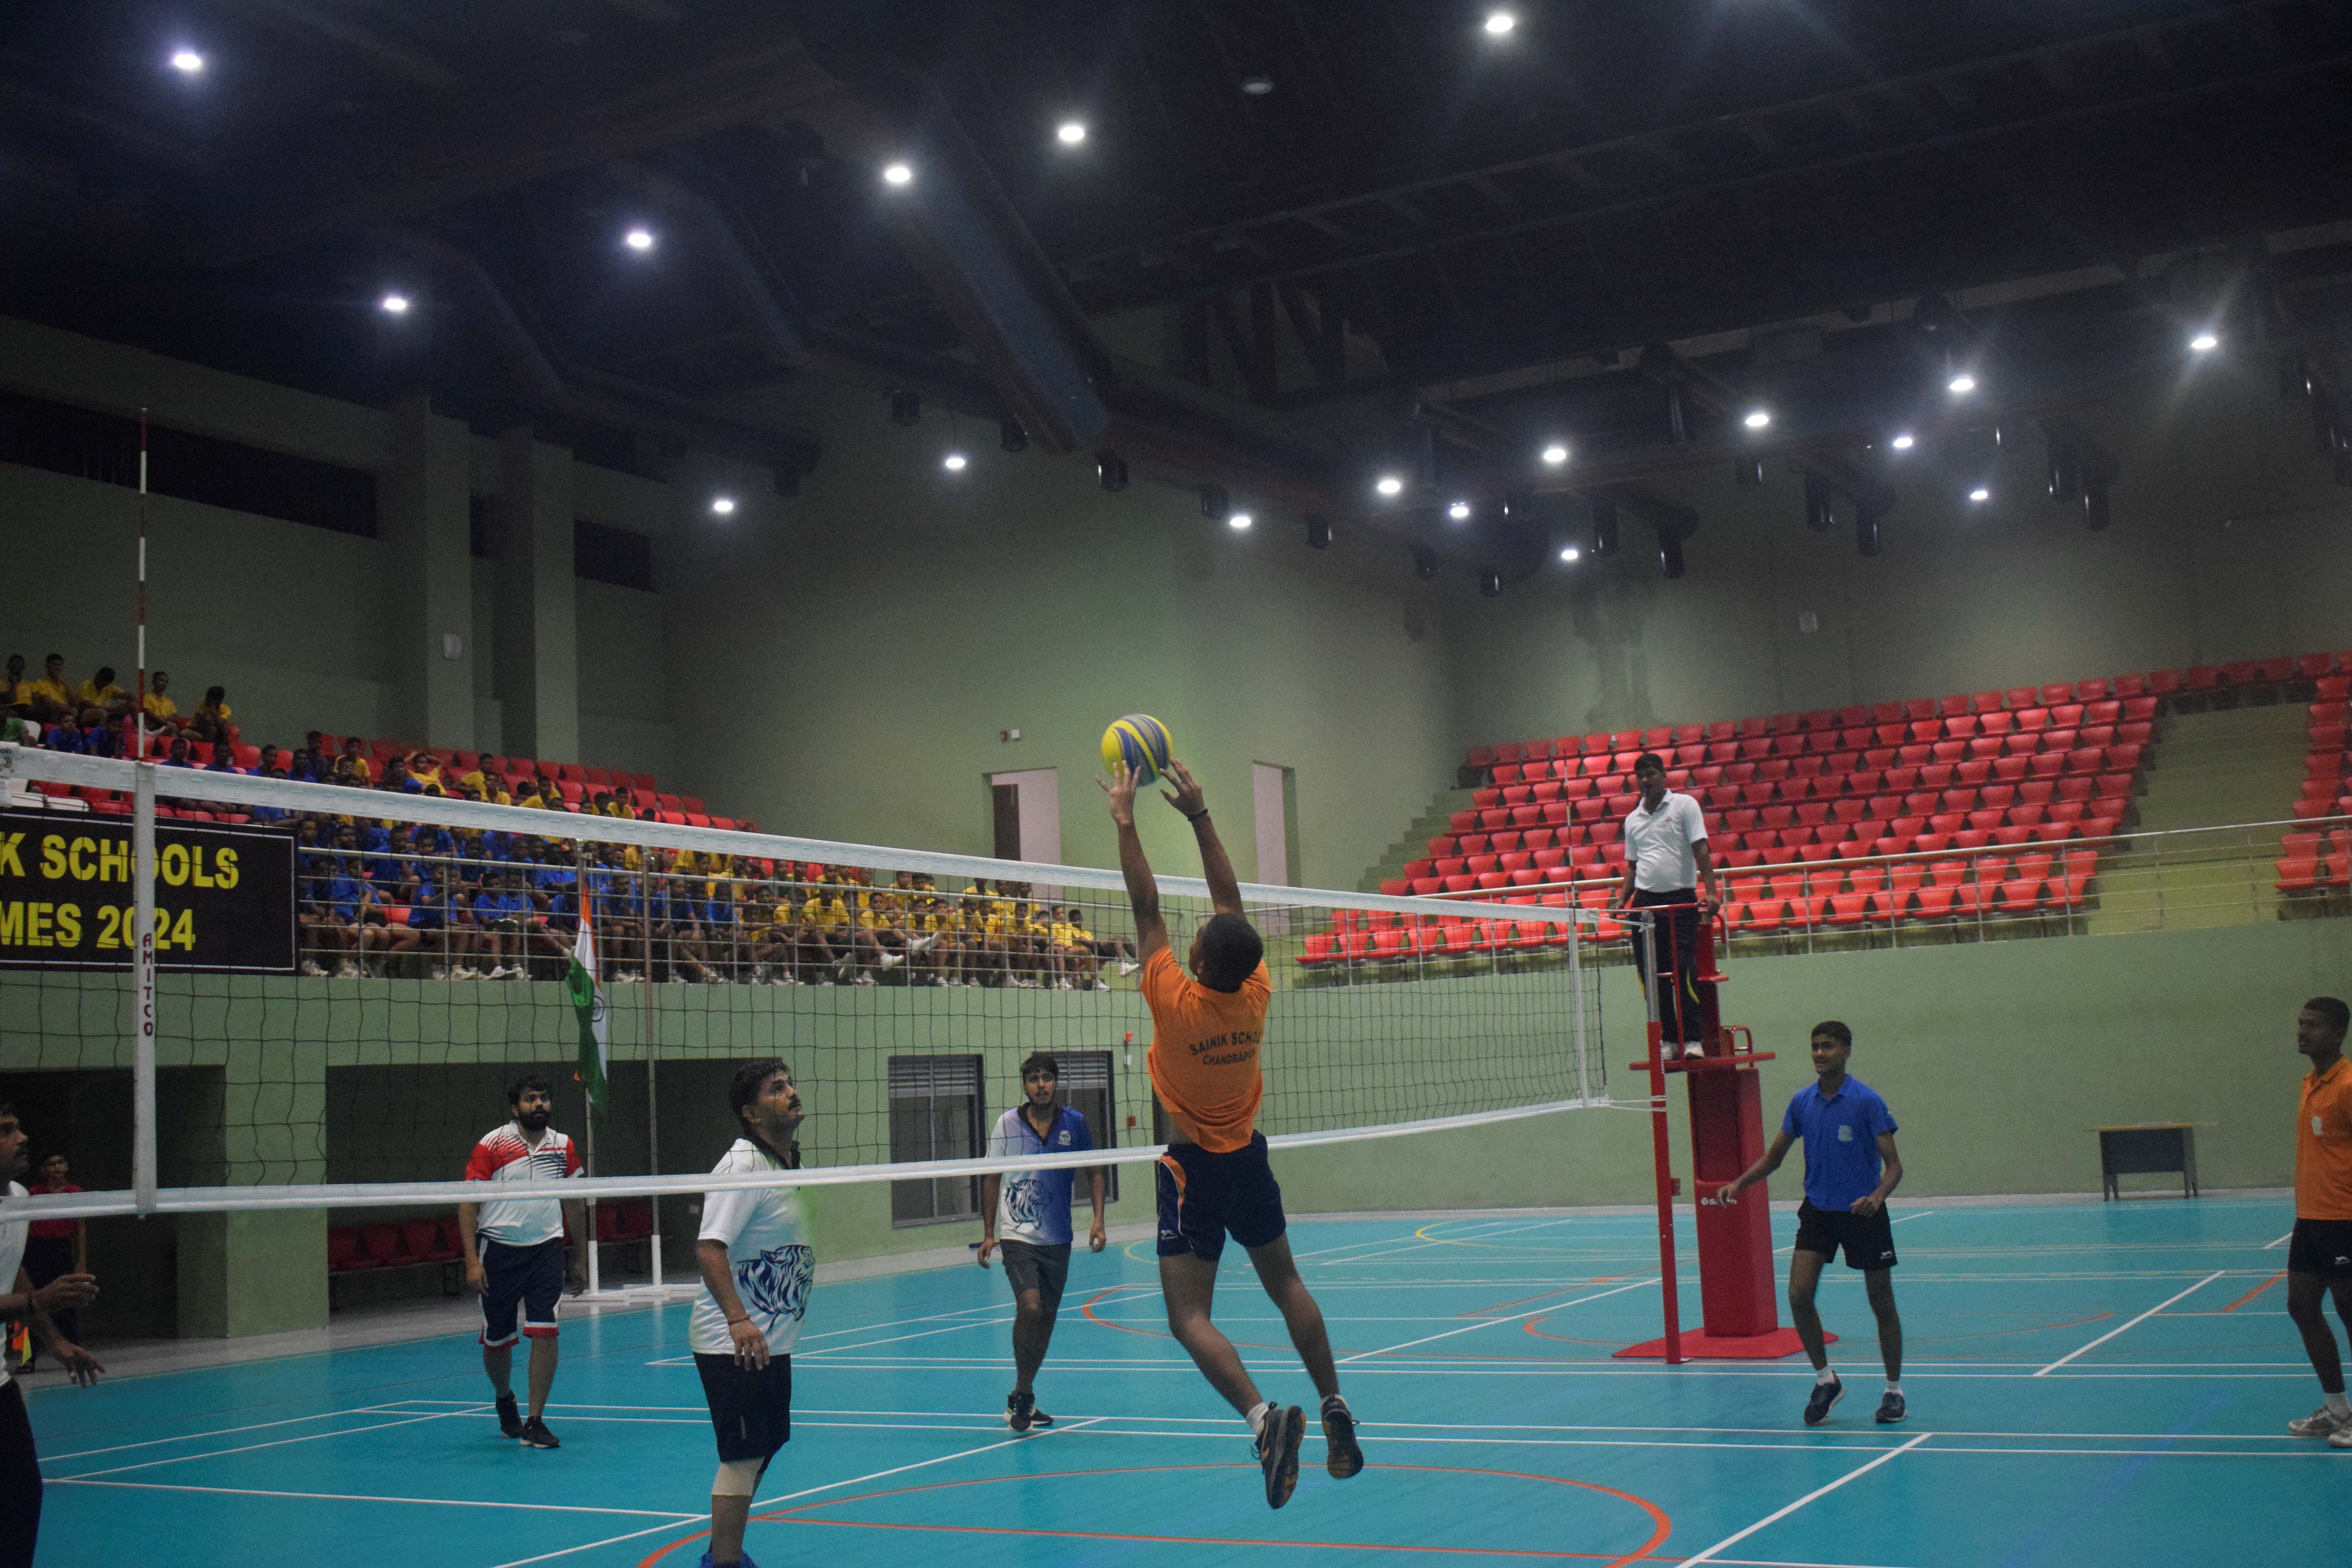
[485,1417,1108,1568]
[1337,1278,1655,1363]
[2264,1230,2296,1250]
[1679,1433,1932,1566]
[38,1402,405,1463]
[47,1477,697,1519]
[51,1409,473,1480]
[2032,1272,2222,1376]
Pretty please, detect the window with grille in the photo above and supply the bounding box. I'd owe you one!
[1055,1050,1119,1205]
[889,1054,983,1226]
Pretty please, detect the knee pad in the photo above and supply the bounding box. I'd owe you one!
[712,1457,764,1497]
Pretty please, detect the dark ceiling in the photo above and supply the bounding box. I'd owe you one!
[2,0,2349,554]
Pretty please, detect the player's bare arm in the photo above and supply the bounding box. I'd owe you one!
[1851,1133,1903,1217]
[456,1201,485,1293]
[562,1197,589,1293]
[695,1238,770,1370]
[1102,762,1169,962]
[1723,1130,1798,1201]
[978,1172,1002,1266]
[1161,760,1243,915]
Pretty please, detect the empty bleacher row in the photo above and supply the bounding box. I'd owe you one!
[2281,674,2352,896]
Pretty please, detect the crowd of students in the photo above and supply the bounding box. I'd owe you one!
[0,655,234,752]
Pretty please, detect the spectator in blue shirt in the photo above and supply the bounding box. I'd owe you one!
[1723,1020,1908,1428]
[474,871,535,982]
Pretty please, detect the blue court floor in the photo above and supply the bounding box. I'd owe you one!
[29,1198,2352,1566]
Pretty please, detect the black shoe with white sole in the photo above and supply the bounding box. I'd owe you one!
[1803,1375,1845,1426]
[495,1391,525,1439]
[1875,1391,1907,1424]
[1255,1405,1305,1509]
[1321,1395,1364,1479]
[519,1417,561,1449]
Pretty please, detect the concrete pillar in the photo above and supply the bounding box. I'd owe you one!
[383,394,477,748]
[494,427,580,763]
[177,1211,328,1338]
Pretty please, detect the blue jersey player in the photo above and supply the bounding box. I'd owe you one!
[978,1052,1107,1432]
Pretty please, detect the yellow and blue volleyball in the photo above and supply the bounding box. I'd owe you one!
[1102,713,1175,786]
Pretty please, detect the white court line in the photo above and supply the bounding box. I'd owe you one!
[648,1299,1019,1363]
[1337,1278,1655,1363]
[2265,1230,2296,1250]
[52,1409,475,1480]
[484,1416,1108,1568]
[1680,1433,1932,1566]
[38,1402,406,1463]
[798,1315,1012,1357]
[2033,1272,2223,1376]
[48,1477,699,1519]
[1331,1216,1576,1267]
[800,1359,2314,1381]
[1891,1212,1934,1224]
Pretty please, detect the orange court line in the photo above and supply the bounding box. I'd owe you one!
[2222,1271,2287,1313]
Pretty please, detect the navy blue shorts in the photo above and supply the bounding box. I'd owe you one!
[1156,1133,1286,1262]
[478,1238,564,1347]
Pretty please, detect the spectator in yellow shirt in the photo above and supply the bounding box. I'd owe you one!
[339,736,374,784]
[76,666,132,722]
[0,654,29,715]
[25,654,77,725]
[141,670,180,729]
[187,685,234,744]
[1049,911,1104,991]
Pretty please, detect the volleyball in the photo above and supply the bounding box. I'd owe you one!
[1101,713,1175,786]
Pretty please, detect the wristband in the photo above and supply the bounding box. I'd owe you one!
[726,1315,750,1326]
[1184,808,1209,822]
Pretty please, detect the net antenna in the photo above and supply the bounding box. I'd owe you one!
[0,751,1610,1234]
[132,406,159,1211]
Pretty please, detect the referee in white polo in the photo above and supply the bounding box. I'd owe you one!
[1613,751,1722,1057]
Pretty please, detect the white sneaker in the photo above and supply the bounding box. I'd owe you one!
[1118,960,1140,975]
[1093,978,1110,991]
[2330,1425,2352,1450]
[853,974,878,986]
[751,964,771,984]
[908,932,939,953]
[879,952,904,968]
[666,973,687,984]
[2291,1406,2350,1437]
[334,961,362,979]
[429,966,449,981]
[300,960,329,978]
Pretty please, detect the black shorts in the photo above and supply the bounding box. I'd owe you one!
[2289,1219,2352,1281]
[998,1240,1072,1311]
[1793,1200,1899,1271]
[695,1352,793,1465]
[478,1237,564,1347]
[1156,1134,1286,1262]
[0,1379,40,1568]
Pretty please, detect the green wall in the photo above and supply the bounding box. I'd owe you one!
[1446,372,2352,751]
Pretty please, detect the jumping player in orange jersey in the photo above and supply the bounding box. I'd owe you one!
[1102,757,1363,1510]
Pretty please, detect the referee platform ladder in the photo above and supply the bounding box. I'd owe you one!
[1617,904,1823,1361]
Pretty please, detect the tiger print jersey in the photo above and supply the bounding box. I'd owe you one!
[688,1139,815,1357]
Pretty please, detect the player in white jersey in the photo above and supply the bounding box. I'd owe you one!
[457,1074,587,1448]
[0,1099,103,1568]
[690,1059,815,1568]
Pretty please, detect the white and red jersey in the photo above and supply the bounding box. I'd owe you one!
[463,1122,582,1246]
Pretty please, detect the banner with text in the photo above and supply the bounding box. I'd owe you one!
[0,809,296,972]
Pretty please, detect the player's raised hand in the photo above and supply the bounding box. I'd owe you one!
[1099,762,1139,826]
[1160,759,1207,818]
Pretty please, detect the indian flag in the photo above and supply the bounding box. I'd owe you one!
[566,903,610,1116]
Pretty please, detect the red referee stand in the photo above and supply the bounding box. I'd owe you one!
[1615,903,1821,1362]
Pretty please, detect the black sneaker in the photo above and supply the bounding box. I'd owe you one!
[1255,1405,1305,1509]
[519,1417,561,1449]
[1005,1390,1036,1433]
[1875,1390,1907,1425]
[495,1392,524,1439]
[1321,1395,1364,1479]
[1803,1375,1845,1427]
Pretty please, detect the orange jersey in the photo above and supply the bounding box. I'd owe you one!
[1142,947,1270,1153]
[2299,1057,2352,1221]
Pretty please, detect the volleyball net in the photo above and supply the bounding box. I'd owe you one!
[0,744,1607,1249]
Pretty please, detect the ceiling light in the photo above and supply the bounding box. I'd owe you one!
[1890,433,1915,450]
[1376,474,1404,497]
[1448,500,1472,520]
[710,496,737,516]
[1948,374,1977,395]
[1056,121,1087,145]
[2189,332,2219,353]
[1742,409,1771,430]
[1968,487,1990,503]
[623,227,655,252]
[882,162,914,187]
[942,452,967,472]
[1560,546,1580,562]
[378,294,410,315]
[1228,511,1252,530]
[1484,10,1518,35]
[169,49,205,74]
[1240,76,1274,96]
[1541,443,1569,465]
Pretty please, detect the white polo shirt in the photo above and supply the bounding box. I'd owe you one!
[1625,790,1708,892]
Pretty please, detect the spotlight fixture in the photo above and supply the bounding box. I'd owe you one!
[1413,544,1439,579]
[1559,545,1580,563]
[1056,121,1087,145]
[1802,471,1835,532]
[882,162,914,187]
[998,418,1028,453]
[1305,517,1332,550]
[378,293,410,315]
[888,388,920,427]
[1948,374,1977,395]
[1228,511,1253,531]
[942,452,967,472]
[623,227,655,253]
[169,49,205,74]
[1448,500,1472,521]
[1968,486,1991,503]
[1742,409,1771,430]
[1890,433,1915,451]
[1200,485,1231,519]
[1240,76,1274,96]
[2189,332,2219,353]
[1590,497,1620,557]
[1484,10,1518,36]
[1096,450,1129,492]
[710,496,737,516]
[1480,569,1503,598]
[1541,443,1569,466]
[1376,474,1404,497]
